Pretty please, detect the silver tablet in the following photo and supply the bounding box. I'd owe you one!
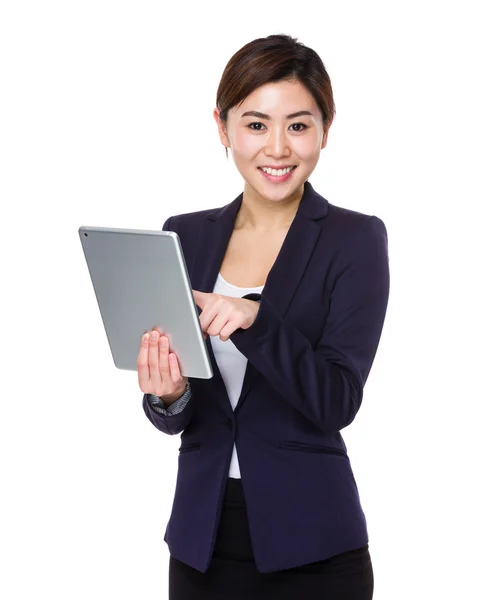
[79,225,213,379]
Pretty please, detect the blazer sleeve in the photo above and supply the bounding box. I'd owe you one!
[142,388,195,435]
[141,216,195,435]
[230,215,390,434]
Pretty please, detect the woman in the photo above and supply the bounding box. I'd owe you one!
[139,34,389,600]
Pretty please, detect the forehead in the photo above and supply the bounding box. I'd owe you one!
[235,79,319,116]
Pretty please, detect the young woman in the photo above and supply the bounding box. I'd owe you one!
[138,34,389,600]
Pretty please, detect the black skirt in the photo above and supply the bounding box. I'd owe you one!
[169,477,373,600]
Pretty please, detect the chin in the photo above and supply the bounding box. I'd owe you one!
[259,180,306,203]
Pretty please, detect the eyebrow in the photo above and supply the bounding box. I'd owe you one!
[240,110,314,120]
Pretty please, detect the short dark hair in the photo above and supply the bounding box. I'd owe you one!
[216,34,335,131]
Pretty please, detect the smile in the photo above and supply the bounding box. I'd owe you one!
[259,166,296,176]
[258,165,297,183]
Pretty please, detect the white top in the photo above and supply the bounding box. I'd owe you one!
[210,272,264,478]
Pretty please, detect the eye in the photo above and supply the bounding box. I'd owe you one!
[289,123,308,132]
[248,122,266,131]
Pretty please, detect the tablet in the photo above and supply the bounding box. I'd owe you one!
[79,225,213,379]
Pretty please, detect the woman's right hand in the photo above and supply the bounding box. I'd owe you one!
[137,328,188,403]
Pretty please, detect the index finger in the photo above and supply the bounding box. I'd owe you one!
[192,289,209,309]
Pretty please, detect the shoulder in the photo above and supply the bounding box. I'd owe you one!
[327,202,386,237]
[313,193,388,263]
[163,207,217,230]
[304,182,387,242]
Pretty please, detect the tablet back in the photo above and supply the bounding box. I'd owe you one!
[79,226,213,378]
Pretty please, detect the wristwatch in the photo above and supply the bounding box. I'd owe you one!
[241,293,262,302]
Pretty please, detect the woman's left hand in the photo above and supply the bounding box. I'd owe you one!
[192,290,260,342]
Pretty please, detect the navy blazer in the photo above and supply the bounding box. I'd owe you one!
[143,181,390,573]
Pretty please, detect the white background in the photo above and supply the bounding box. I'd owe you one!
[1,1,485,598]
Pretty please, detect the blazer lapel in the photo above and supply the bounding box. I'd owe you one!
[189,194,243,418]
[189,181,329,415]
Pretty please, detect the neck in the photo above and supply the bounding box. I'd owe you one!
[235,183,304,232]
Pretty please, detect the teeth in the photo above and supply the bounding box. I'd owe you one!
[261,166,294,176]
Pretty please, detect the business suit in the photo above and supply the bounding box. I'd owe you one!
[143,181,390,575]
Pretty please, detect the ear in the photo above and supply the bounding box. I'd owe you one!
[213,108,230,149]
[321,118,333,149]
[321,127,330,149]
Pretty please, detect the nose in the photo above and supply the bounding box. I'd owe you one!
[264,126,291,159]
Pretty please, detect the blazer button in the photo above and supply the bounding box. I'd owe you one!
[226,418,234,430]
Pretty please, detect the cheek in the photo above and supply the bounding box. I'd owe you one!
[293,135,321,161]
[232,129,262,157]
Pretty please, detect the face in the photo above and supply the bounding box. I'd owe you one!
[214,78,330,205]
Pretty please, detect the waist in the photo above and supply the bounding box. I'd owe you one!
[218,476,369,567]
[223,476,245,506]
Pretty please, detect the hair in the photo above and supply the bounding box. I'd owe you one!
[216,34,336,146]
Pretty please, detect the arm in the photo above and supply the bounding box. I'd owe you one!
[142,382,194,435]
[147,387,192,416]
[230,216,390,433]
